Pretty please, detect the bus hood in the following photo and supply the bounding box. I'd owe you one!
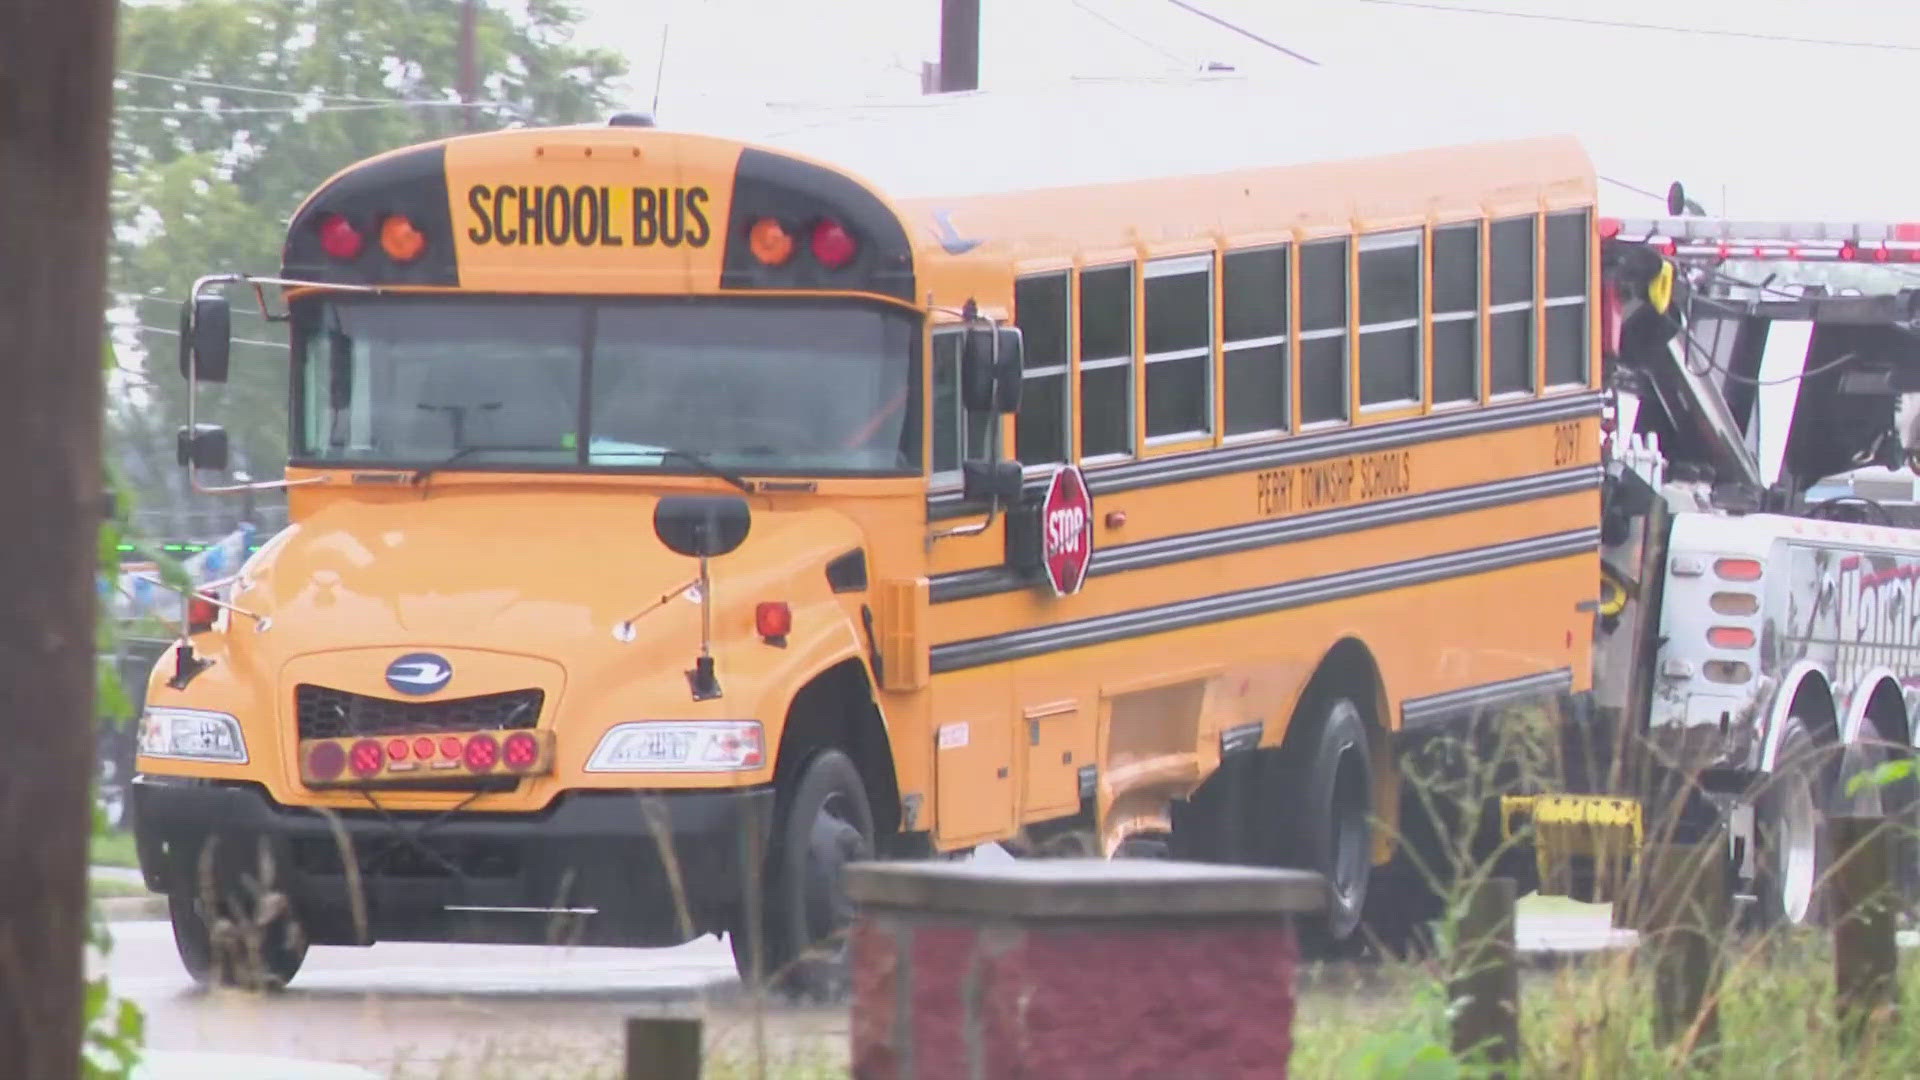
[226,487,865,657]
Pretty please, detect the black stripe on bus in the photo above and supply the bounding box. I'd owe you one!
[931,464,1602,604]
[926,391,1603,522]
[1400,669,1574,734]
[927,527,1599,674]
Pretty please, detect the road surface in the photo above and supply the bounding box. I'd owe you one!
[98,892,1630,1077]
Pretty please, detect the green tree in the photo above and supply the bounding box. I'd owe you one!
[109,0,627,533]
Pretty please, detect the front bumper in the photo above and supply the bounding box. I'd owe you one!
[131,775,773,948]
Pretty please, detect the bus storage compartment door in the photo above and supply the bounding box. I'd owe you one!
[1502,793,1644,902]
[932,674,1014,847]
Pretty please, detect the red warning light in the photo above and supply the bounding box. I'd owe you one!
[348,738,384,778]
[464,733,499,772]
[503,731,540,772]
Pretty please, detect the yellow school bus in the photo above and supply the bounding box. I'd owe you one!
[132,102,1601,993]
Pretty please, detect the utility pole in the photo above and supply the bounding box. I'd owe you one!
[0,0,117,1074]
[938,0,980,92]
[459,0,478,131]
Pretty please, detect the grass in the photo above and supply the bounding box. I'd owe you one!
[1289,926,1920,1079]
[91,828,139,869]
[89,877,153,900]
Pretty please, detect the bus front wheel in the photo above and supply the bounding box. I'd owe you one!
[168,885,307,991]
[732,748,875,1001]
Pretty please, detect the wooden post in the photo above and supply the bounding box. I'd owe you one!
[1830,814,1899,1042]
[1641,837,1727,1057]
[1449,876,1519,1073]
[0,1,117,1075]
[625,1014,702,1080]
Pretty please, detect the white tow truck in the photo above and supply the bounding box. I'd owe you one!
[1518,196,1920,925]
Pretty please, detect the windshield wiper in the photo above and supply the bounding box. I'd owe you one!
[656,448,754,495]
[409,445,491,485]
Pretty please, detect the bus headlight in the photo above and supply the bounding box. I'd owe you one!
[585,721,764,773]
[138,707,248,764]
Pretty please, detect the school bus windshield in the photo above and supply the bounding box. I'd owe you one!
[291,296,922,476]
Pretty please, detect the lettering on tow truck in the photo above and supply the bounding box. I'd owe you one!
[465,184,712,248]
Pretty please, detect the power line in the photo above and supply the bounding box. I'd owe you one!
[133,323,288,350]
[1071,0,1193,66]
[116,294,269,319]
[1600,175,1672,207]
[116,102,461,116]
[1165,0,1320,66]
[117,69,486,108]
[1352,0,1920,53]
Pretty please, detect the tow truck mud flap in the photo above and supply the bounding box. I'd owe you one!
[1502,794,1643,904]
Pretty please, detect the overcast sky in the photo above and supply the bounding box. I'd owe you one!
[565,0,1920,220]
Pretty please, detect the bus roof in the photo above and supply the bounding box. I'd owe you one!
[715,73,1595,266]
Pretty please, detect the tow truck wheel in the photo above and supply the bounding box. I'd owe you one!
[732,748,875,1001]
[1754,719,1831,928]
[168,886,308,992]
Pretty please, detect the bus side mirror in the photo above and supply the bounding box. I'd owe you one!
[178,296,232,383]
[176,424,230,472]
[653,495,752,558]
[991,327,1023,413]
[962,459,1024,503]
[960,328,997,413]
[960,325,1026,415]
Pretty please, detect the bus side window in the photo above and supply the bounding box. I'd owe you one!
[1079,263,1135,461]
[1544,208,1590,389]
[1431,221,1481,407]
[1489,215,1537,397]
[1298,237,1350,426]
[1014,273,1071,466]
[1358,230,1423,411]
[1143,253,1214,443]
[1222,244,1289,439]
[931,329,989,482]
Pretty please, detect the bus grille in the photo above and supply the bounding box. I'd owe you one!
[295,685,544,741]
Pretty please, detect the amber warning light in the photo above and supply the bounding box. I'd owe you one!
[301,728,554,787]
[381,214,427,262]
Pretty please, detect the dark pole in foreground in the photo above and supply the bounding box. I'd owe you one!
[625,1014,702,1080]
[458,0,478,132]
[1830,814,1899,1043]
[938,0,980,92]
[1449,876,1519,1074]
[0,0,118,1073]
[1643,836,1727,1058]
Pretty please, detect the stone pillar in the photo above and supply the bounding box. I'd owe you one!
[846,858,1326,1080]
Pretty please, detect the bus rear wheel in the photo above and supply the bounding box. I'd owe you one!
[1273,697,1373,950]
[732,748,875,1001]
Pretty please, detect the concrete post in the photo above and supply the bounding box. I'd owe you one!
[846,858,1326,1079]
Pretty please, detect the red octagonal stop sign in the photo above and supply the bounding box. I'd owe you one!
[1041,464,1094,597]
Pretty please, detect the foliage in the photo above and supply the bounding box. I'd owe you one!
[85,341,147,1079]
[108,0,627,524]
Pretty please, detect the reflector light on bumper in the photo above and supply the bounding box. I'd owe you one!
[300,728,555,787]
[585,721,764,773]
[139,707,248,763]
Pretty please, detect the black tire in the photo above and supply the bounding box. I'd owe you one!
[731,749,875,1001]
[1753,719,1832,929]
[1272,697,1374,949]
[169,884,308,991]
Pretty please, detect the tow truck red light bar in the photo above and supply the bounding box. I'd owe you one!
[301,728,554,787]
[1604,216,1920,262]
